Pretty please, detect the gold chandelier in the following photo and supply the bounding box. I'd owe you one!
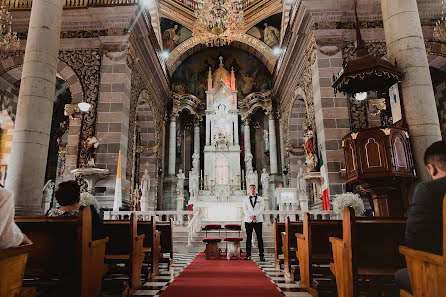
[193,0,244,47]
[0,0,20,51]
[434,0,446,43]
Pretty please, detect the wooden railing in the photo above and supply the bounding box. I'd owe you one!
[6,0,138,10]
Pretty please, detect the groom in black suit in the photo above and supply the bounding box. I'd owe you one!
[395,141,446,293]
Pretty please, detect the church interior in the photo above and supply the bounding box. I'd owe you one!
[0,0,445,296]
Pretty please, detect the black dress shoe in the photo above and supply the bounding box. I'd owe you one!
[244,256,252,260]
[260,256,266,262]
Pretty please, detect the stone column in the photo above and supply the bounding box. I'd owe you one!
[234,114,239,145]
[168,115,177,175]
[381,0,442,181]
[194,121,200,162]
[268,112,279,174]
[6,0,63,215]
[205,114,210,145]
[244,118,251,154]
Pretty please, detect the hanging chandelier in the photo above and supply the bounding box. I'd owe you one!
[434,0,446,43]
[193,0,244,47]
[0,0,20,51]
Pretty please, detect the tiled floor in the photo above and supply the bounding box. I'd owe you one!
[130,253,312,297]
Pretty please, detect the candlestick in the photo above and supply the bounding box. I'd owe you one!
[210,179,214,195]
[205,175,208,191]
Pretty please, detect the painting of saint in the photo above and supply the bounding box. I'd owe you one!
[160,18,193,52]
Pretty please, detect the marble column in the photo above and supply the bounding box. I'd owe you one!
[6,0,63,215]
[268,112,279,174]
[205,115,210,146]
[243,119,251,154]
[234,114,239,145]
[381,0,442,181]
[194,121,200,163]
[168,116,177,175]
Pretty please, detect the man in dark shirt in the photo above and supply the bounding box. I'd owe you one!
[395,141,446,293]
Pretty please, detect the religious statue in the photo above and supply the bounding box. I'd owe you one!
[176,169,185,198]
[132,186,140,211]
[263,130,270,152]
[83,128,99,167]
[244,152,253,172]
[245,168,258,195]
[140,169,151,211]
[42,179,55,213]
[263,23,280,47]
[162,24,179,51]
[297,167,307,198]
[260,168,270,197]
[189,168,199,202]
[304,126,318,171]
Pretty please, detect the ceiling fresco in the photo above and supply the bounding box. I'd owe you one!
[171,47,272,100]
[160,17,193,53]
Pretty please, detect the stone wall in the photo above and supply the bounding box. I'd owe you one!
[287,99,306,187]
[433,79,446,141]
[311,50,350,197]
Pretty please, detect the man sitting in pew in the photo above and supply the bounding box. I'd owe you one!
[395,141,446,293]
[0,186,32,248]
[47,180,105,240]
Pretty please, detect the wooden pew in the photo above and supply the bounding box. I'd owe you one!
[281,217,303,279]
[274,218,286,269]
[156,219,173,268]
[329,207,406,297]
[103,213,144,294]
[398,195,446,297]
[15,206,108,297]
[0,244,35,297]
[296,213,342,296]
[137,216,161,278]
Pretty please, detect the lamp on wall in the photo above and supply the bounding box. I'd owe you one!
[78,102,91,112]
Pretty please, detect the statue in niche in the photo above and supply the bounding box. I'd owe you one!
[261,168,270,197]
[245,168,258,194]
[140,169,151,211]
[83,128,99,167]
[297,167,307,198]
[263,23,280,47]
[304,126,318,171]
[244,152,253,172]
[189,168,199,202]
[176,169,185,198]
[263,130,269,152]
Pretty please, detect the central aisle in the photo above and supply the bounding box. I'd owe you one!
[159,253,284,297]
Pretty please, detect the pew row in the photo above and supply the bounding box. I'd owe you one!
[281,217,303,279]
[103,213,144,295]
[296,213,342,296]
[15,206,108,297]
[0,244,35,297]
[329,207,406,297]
[157,219,173,268]
[274,218,285,269]
[398,194,446,297]
[137,216,161,278]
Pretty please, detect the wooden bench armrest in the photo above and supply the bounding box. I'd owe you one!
[329,236,344,247]
[296,233,305,241]
[399,246,446,265]
[90,237,109,248]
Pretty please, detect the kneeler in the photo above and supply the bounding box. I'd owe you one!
[224,224,243,260]
[202,224,222,259]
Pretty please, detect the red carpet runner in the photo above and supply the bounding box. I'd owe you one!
[160,253,283,297]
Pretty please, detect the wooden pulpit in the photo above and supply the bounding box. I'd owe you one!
[342,127,415,216]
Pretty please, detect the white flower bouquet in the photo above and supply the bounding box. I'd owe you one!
[80,192,100,213]
[333,192,365,216]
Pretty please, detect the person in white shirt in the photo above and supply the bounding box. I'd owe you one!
[243,184,265,261]
[0,187,32,249]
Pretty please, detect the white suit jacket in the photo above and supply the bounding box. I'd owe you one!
[243,195,264,223]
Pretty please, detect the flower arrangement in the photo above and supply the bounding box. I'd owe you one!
[333,192,365,216]
[80,192,100,213]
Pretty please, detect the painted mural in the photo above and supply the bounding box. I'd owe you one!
[246,13,282,48]
[171,47,272,100]
[160,18,193,52]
